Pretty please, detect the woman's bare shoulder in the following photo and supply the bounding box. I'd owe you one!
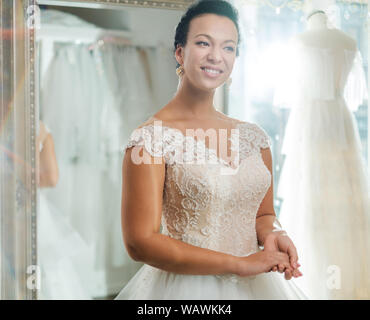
[138,117,156,127]
[135,106,178,129]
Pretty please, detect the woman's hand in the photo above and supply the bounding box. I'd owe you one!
[263,231,303,280]
[236,250,292,277]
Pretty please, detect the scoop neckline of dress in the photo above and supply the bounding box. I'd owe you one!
[144,116,247,170]
[149,116,245,134]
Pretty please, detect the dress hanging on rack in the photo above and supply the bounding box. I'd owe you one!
[39,39,160,297]
[274,41,370,299]
[40,42,135,297]
[37,123,94,300]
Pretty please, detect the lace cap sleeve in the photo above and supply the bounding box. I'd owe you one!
[123,123,183,164]
[249,123,272,150]
[123,124,165,158]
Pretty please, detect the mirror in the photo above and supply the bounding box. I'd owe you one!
[35,1,191,299]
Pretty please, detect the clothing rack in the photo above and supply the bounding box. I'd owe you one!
[36,24,157,50]
[36,24,132,43]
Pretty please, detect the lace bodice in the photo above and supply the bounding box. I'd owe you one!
[123,118,272,281]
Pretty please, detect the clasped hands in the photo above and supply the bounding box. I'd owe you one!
[263,230,303,280]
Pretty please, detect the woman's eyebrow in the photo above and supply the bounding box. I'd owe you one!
[194,34,236,44]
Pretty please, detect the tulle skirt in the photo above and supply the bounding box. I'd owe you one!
[38,191,94,299]
[115,263,308,300]
[41,162,141,297]
[277,97,370,299]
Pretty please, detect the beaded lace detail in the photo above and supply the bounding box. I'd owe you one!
[123,120,272,283]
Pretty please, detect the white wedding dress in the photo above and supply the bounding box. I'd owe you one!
[274,42,370,299]
[115,117,308,300]
[37,125,94,299]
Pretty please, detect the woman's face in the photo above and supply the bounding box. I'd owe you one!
[176,13,238,91]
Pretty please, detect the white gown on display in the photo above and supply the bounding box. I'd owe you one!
[115,117,308,300]
[274,41,370,299]
[37,125,94,300]
[40,41,149,296]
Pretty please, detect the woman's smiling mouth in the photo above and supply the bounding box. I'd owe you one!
[200,66,223,77]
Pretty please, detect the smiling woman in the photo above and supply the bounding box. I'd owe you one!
[115,0,308,300]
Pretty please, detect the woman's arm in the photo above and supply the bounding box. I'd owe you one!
[256,147,302,279]
[121,145,239,276]
[38,129,59,188]
[255,147,278,247]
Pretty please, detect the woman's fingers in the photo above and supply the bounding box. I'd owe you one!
[268,251,303,278]
[273,253,290,273]
[287,244,299,268]
[284,269,293,280]
[278,264,285,273]
[269,252,302,277]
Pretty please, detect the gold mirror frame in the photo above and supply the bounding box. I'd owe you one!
[0,0,368,300]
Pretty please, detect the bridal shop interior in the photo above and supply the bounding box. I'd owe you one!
[1,0,369,300]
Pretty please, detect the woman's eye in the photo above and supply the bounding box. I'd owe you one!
[196,41,234,52]
[196,41,209,47]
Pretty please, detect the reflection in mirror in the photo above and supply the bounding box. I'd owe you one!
[35,4,184,299]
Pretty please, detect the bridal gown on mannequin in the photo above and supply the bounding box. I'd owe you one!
[115,117,308,300]
[37,124,94,300]
[274,14,370,299]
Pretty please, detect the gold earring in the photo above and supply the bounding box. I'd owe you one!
[176,65,184,77]
[226,77,232,88]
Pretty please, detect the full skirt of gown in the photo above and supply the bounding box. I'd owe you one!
[38,191,95,299]
[277,96,370,300]
[115,255,308,300]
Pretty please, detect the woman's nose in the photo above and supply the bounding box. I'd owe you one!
[207,48,222,63]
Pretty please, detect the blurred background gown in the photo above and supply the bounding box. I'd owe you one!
[274,40,370,299]
[37,124,94,299]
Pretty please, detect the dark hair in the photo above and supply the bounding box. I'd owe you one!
[174,0,241,68]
